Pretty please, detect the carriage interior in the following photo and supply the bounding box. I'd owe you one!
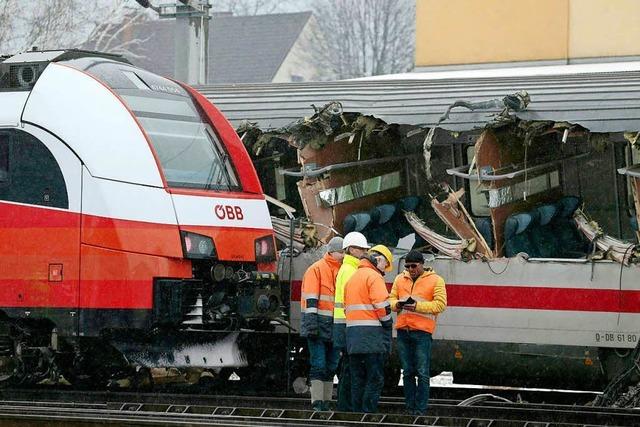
[240,103,640,265]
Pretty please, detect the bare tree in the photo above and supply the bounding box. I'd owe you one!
[0,0,19,53]
[306,0,415,80]
[0,1,151,58]
[81,2,152,60]
[212,0,299,16]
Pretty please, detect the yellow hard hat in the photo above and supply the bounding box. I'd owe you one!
[369,244,394,272]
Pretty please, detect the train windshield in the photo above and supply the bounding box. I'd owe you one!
[69,58,240,190]
[122,92,240,190]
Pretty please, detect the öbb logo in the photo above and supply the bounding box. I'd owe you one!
[214,204,244,220]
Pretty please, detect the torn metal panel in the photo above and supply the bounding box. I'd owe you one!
[574,210,638,265]
[618,164,640,242]
[430,188,493,259]
[405,211,468,259]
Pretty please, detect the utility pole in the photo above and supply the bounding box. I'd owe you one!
[134,0,211,85]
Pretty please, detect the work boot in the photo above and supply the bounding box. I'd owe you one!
[310,380,324,411]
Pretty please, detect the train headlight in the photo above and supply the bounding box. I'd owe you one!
[254,235,276,263]
[180,231,217,259]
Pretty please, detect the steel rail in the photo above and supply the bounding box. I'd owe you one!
[0,390,638,426]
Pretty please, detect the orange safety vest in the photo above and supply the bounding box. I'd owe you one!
[389,269,447,334]
[300,253,341,339]
[344,258,392,354]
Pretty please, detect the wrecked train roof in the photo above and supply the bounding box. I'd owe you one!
[196,62,640,132]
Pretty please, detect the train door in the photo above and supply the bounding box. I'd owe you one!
[0,125,82,336]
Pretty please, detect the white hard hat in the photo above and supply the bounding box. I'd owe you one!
[342,231,370,249]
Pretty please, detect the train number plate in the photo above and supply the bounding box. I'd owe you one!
[595,332,638,344]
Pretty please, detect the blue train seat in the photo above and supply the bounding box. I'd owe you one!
[504,212,538,257]
[529,204,559,258]
[474,217,494,249]
[551,196,587,258]
[343,212,371,234]
[365,204,397,246]
[393,196,427,248]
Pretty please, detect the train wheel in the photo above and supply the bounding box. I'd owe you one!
[0,344,21,386]
[0,321,19,386]
[0,320,54,387]
[60,338,130,389]
[599,347,637,384]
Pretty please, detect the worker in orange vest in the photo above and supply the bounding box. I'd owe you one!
[344,244,394,413]
[300,236,344,411]
[389,250,447,415]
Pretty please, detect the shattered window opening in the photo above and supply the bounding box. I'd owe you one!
[316,171,402,207]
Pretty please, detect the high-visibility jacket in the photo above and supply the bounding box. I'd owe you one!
[332,254,359,348]
[344,258,392,354]
[389,269,447,334]
[300,253,342,340]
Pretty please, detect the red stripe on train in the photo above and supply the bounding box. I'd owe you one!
[289,281,640,313]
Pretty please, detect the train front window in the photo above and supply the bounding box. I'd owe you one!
[122,93,240,190]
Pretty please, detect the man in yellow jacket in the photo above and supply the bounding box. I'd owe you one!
[344,244,393,413]
[333,231,369,411]
[389,250,447,415]
[301,236,344,411]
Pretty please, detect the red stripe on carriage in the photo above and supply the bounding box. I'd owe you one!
[289,280,640,313]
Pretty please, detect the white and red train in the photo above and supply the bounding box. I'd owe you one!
[0,50,278,385]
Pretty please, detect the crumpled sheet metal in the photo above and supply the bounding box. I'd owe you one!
[405,211,466,260]
[574,210,638,265]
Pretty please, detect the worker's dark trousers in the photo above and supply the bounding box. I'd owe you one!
[307,337,340,381]
[336,351,352,411]
[397,329,432,414]
[349,352,385,413]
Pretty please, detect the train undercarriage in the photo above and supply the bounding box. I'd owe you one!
[0,258,284,389]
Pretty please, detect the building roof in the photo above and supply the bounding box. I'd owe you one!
[195,62,640,132]
[127,11,312,84]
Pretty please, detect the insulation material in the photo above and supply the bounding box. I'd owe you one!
[405,211,468,259]
[574,210,638,265]
[271,216,320,252]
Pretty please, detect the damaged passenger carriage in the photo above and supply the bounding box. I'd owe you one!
[223,71,640,391]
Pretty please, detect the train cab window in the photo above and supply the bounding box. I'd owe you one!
[121,92,240,191]
[0,130,68,208]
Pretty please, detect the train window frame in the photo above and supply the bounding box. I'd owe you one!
[626,145,640,215]
[466,145,490,217]
[317,171,402,207]
[121,90,241,192]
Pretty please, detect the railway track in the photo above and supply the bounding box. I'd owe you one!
[0,388,638,426]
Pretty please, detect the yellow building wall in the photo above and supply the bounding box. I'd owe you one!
[416,0,640,67]
[416,0,569,66]
[570,0,640,58]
